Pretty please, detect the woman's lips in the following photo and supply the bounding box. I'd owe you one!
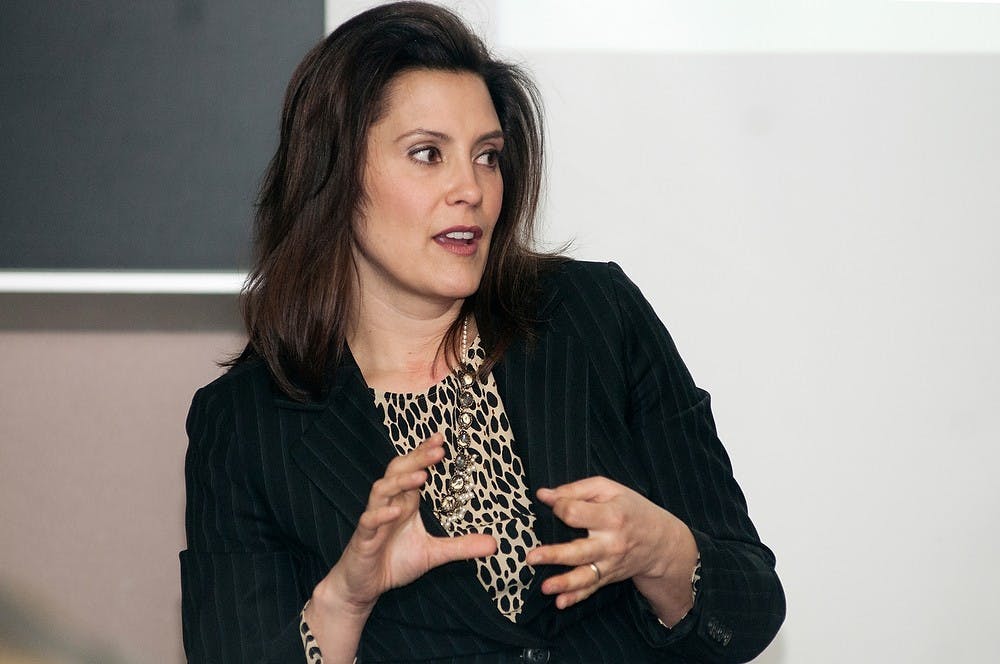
[433,227,482,256]
[434,233,479,256]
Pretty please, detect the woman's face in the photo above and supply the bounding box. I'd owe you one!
[353,69,504,314]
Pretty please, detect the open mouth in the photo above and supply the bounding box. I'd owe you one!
[433,227,482,255]
[439,231,476,244]
[434,227,482,245]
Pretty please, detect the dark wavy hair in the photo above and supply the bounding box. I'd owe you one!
[232,1,562,400]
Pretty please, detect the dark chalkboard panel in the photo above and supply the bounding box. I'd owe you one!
[0,1,323,269]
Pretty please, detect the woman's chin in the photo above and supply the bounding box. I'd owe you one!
[434,285,480,302]
[428,276,483,303]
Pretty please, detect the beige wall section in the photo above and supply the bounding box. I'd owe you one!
[0,295,244,664]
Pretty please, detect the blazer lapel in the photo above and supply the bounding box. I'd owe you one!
[493,331,595,623]
[493,332,592,545]
[289,357,398,526]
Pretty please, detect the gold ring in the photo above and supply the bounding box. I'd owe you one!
[589,562,602,583]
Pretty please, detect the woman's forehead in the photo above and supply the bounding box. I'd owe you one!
[375,69,500,135]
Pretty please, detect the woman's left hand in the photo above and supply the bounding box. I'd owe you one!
[525,476,699,624]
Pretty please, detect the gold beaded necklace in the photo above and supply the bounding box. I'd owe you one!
[436,316,476,528]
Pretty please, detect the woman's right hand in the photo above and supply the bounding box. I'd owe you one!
[305,433,496,658]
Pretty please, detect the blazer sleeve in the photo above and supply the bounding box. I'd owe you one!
[180,383,314,664]
[606,262,786,663]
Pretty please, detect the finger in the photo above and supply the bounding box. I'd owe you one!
[541,562,610,599]
[537,476,616,504]
[368,469,427,508]
[356,504,403,536]
[548,497,617,530]
[391,432,446,471]
[427,533,497,568]
[555,583,601,610]
[526,539,603,568]
[384,432,446,475]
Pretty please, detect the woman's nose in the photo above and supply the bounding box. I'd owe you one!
[445,161,484,207]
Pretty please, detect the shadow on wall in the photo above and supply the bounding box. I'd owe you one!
[0,294,242,332]
[0,581,132,664]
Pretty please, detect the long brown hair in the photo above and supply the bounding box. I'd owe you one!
[233,1,562,401]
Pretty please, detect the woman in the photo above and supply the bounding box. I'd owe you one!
[180,3,784,662]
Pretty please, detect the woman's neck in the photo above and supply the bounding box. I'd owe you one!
[347,294,471,394]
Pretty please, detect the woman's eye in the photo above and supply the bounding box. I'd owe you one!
[475,149,499,168]
[410,146,441,164]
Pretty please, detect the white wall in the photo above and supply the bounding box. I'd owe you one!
[327,2,1000,662]
[534,50,1000,663]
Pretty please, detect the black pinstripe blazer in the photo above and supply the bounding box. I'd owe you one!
[180,261,784,663]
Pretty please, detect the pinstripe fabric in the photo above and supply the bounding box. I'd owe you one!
[181,260,784,663]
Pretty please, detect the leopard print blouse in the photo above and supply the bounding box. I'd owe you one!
[300,337,539,662]
[374,336,540,620]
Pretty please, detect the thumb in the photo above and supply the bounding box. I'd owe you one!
[427,533,497,568]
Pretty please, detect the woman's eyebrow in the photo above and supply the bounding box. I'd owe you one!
[476,129,505,143]
[394,128,505,144]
